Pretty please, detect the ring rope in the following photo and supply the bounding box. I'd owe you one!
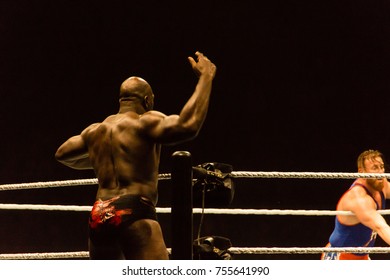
[0,204,92,212]
[1,173,389,259]
[231,171,390,179]
[228,247,390,255]
[0,178,98,191]
[1,203,390,216]
[1,247,389,259]
[0,173,171,191]
[1,172,389,191]
[0,251,90,260]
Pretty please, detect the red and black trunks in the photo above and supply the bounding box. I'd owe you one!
[88,194,157,245]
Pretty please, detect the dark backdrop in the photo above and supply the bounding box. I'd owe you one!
[0,0,390,259]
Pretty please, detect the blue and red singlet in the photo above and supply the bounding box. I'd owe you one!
[321,181,385,260]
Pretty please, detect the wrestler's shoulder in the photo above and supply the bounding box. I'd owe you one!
[115,111,167,120]
[82,122,102,134]
[348,185,370,197]
[142,110,167,118]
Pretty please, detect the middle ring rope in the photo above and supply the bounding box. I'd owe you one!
[1,203,390,216]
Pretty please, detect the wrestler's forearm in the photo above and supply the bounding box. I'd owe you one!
[55,145,92,170]
[178,75,213,132]
[367,214,390,246]
[58,157,93,170]
[55,135,92,169]
[377,224,390,246]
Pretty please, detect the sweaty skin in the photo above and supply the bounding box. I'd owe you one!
[55,52,217,259]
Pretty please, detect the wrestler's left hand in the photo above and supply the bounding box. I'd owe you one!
[188,51,216,79]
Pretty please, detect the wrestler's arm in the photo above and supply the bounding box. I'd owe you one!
[140,52,216,144]
[383,178,390,199]
[350,192,390,245]
[55,124,97,170]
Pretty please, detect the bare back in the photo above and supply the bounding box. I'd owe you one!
[82,111,161,204]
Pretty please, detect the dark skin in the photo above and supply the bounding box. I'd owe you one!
[55,52,216,259]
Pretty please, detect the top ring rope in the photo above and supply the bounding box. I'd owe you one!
[0,173,171,191]
[0,172,389,191]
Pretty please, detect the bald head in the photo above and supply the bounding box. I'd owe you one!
[119,76,154,111]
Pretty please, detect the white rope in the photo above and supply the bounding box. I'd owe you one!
[230,171,390,179]
[0,173,171,191]
[0,204,92,212]
[0,251,90,260]
[1,203,390,216]
[195,208,390,216]
[0,178,98,191]
[2,173,388,259]
[228,247,390,255]
[1,172,389,191]
[1,247,389,259]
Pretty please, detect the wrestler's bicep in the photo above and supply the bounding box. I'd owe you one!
[351,196,379,228]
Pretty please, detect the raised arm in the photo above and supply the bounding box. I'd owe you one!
[141,51,217,144]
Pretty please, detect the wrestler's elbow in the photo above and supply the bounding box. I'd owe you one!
[55,154,73,168]
[55,155,91,170]
[182,118,204,137]
[180,123,202,141]
[55,147,74,166]
[55,147,66,162]
[161,128,199,146]
[185,126,201,139]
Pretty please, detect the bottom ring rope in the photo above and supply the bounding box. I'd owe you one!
[1,247,389,260]
[229,247,390,254]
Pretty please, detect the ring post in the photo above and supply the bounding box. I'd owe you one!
[171,151,193,260]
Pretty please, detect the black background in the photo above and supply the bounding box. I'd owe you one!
[0,0,390,259]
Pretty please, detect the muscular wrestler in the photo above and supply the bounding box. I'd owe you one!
[322,150,390,260]
[55,51,216,259]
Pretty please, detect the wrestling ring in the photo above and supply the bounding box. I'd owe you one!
[1,152,390,260]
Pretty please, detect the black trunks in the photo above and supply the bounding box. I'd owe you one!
[88,194,157,245]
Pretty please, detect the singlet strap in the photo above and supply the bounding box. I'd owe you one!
[351,182,367,189]
[380,191,386,209]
